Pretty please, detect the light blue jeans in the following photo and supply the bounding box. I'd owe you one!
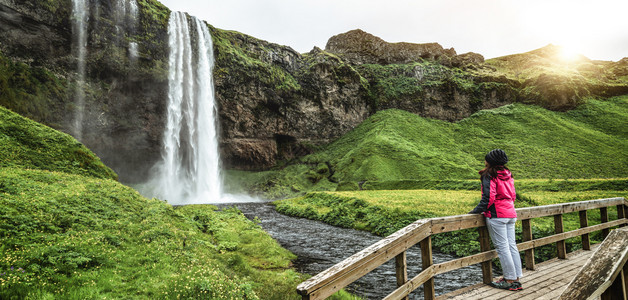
[486,217,523,281]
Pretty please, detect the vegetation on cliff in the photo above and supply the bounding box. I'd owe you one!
[486,45,628,110]
[0,105,116,180]
[0,50,70,128]
[232,96,627,199]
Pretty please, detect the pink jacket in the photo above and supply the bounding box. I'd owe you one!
[470,170,517,218]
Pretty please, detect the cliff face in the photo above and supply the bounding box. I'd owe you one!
[210,29,370,170]
[0,0,170,182]
[1,0,626,182]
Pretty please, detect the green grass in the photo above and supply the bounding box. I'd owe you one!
[0,105,117,180]
[232,96,627,199]
[0,167,310,299]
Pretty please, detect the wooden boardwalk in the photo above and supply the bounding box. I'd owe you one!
[438,245,599,300]
[296,197,627,300]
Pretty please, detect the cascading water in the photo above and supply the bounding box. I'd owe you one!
[71,0,88,141]
[114,0,139,61]
[147,12,224,205]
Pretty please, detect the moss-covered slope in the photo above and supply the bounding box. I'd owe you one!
[0,167,307,299]
[232,96,628,198]
[0,105,117,180]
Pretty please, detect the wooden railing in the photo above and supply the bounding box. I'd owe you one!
[296,197,627,299]
[558,226,628,299]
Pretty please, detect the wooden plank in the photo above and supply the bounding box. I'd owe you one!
[478,225,493,284]
[516,256,590,299]
[438,247,598,300]
[522,218,535,270]
[459,254,587,300]
[431,214,485,234]
[601,207,610,239]
[421,237,435,300]
[558,227,628,300]
[516,197,625,220]
[395,252,409,300]
[555,214,567,259]
[297,219,431,297]
[384,266,435,300]
[430,199,625,235]
[478,254,589,300]
[517,218,628,251]
[579,210,591,250]
[432,250,498,276]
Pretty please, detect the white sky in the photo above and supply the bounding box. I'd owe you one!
[157,0,628,61]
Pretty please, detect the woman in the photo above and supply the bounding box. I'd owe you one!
[469,149,523,291]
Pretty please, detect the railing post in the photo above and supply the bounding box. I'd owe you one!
[602,263,626,300]
[579,210,590,250]
[478,225,493,284]
[554,214,567,259]
[395,251,409,300]
[622,263,628,299]
[601,207,609,239]
[522,219,535,270]
[420,237,435,300]
[618,204,626,228]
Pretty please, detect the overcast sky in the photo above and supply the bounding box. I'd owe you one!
[157,0,628,61]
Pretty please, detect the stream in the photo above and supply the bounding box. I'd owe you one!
[224,202,484,299]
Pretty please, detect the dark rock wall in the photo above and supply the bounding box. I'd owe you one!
[0,0,169,182]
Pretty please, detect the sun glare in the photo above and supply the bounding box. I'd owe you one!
[558,45,580,62]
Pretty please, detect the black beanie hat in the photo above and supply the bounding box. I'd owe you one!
[485,149,508,166]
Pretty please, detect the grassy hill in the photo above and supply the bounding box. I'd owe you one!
[0,106,340,299]
[229,96,627,199]
[0,105,117,180]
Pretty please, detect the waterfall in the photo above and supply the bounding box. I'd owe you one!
[113,0,139,61]
[149,12,223,204]
[129,42,139,63]
[71,0,88,141]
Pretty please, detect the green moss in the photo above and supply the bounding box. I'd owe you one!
[355,61,490,107]
[0,105,117,180]
[210,27,301,93]
[0,167,307,299]
[137,0,170,27]
[0,50,69,126]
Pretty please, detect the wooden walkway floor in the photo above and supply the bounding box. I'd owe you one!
[437,245,599,300]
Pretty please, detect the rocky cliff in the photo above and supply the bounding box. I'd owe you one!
[0,0,169,182]
[1,0,627,182]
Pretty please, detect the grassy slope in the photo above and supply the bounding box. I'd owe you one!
[236,96,627,199]
[0,168,305,299]
[318,96,627,180]
[0,106,334,299]
[0,105,117,180]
